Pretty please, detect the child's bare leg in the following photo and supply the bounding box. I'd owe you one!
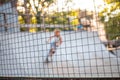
[51,48,55,54]
[49,48,55,61]
[45,48,55,62]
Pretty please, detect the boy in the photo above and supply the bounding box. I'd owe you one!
[45,29,62,63]
[77,23,83,31]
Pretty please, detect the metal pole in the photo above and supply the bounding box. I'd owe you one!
[3,13,7,32]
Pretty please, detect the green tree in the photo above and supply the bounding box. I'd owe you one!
[44,9,81,25]
[31,16,37,24]
[18,16,25,24]
[17,0,55,24]
[99,0,120,40]
[44,11,69,25]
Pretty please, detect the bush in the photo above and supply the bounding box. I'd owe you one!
[29,27,38,33]
[31,16,37,24]
[105,14,120,40]
[18,16,25,24]
[20,27,28,32]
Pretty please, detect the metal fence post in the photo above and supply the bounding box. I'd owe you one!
[3,13,7,32]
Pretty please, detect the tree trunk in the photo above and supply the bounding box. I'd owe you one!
[42,14,45,31]
[24,0,31,24]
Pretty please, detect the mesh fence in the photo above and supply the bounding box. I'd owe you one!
[0,0,120,79]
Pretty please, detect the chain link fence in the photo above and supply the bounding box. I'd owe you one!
[0,0,120,79]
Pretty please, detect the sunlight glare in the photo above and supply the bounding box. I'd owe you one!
[49,0,105,12]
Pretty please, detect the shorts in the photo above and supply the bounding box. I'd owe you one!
[50,42,57,50]
[77,25,83,29]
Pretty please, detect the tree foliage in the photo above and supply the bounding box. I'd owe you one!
[44,9,80,25]
[99,0,120,40]
[104,0,120,4]
[17,0,55,24]
[44,11,70,25]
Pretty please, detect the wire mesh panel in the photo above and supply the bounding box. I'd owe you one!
[0,0,120,79]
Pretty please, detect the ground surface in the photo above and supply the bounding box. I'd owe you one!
[0,31,120,77]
